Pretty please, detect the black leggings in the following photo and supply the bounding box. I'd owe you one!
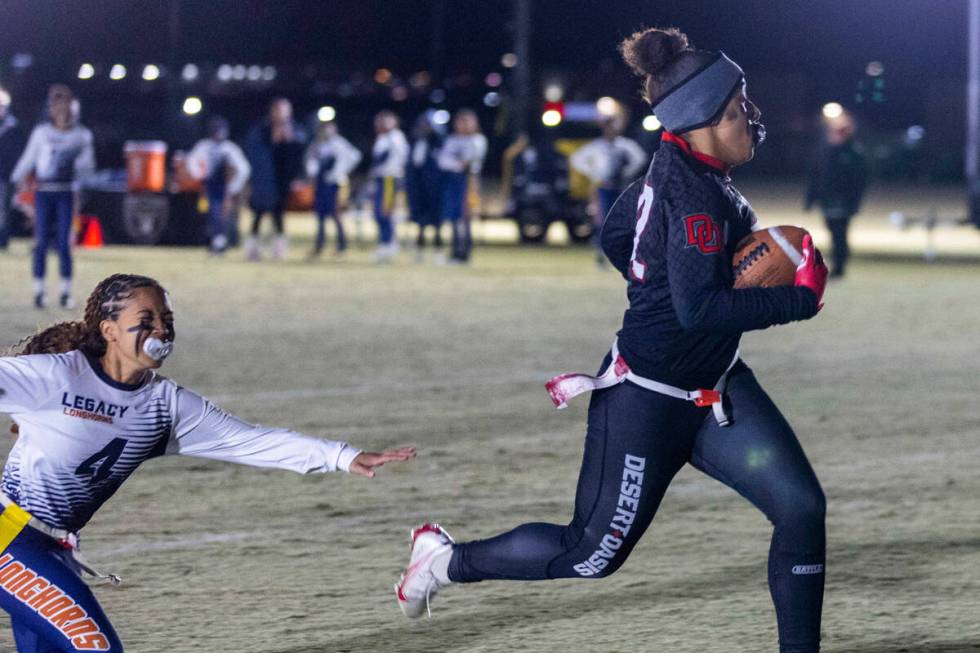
[251,208,284,236]
[449,363,825,653]
[823,215,852,276]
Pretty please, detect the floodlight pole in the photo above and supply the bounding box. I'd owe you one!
[968,0,980,226]
[512,0,532,135]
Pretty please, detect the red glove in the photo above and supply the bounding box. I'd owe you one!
[794,234,828,310]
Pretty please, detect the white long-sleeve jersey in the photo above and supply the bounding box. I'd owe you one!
[437,133,488,175]
[10,123,96,192]
[569,136,646,188]
[186,138,251,196]
[370,129,409,179]
[0,351,361,533]
[304,135,362,185]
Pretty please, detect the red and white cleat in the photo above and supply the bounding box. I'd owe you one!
[394,523,454,619]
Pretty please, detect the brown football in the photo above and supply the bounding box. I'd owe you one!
[732,226,809,289]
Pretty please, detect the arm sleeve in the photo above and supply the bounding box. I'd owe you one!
[0,355,63,414]
[622,139,648,179]
[338,137,362,177]
[168,387,362,474]
[600,178,643,277]
[470,134,488,175]
[225,143,251,195]
[10,127,41,184]
[73,130,96,182]
[569,141,602,183]
[665,195,818,333]
[393,132,410,171]
[185,141,209,181]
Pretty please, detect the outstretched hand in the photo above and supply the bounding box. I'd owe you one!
[348,447,416,478]
[794,234,828,311]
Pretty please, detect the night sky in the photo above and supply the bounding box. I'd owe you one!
[0,0,970,174]
[0,1,966,78]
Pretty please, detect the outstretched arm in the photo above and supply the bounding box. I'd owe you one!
[169,388,414,477]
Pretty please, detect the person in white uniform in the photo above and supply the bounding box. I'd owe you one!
[186,116,251,254]
[10,85,95,310]
[569,112,646,266]
[304,120,361,258]
[0,273,415,651]
[369,111,408,263]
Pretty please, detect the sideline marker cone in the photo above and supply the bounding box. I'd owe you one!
[78,215,104,248]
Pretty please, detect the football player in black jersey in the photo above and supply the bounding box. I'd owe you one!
[396,27,828,653]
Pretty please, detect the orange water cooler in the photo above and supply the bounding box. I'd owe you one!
[124,140,167,193]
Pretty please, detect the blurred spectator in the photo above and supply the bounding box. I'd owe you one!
[11,84,94,309]
[369,110,409,263]
[186,116,251,255]
[406,111,446,261]
[244,98,307,261]
[570,113,646,267]
[304,120,361,258]
[0,87,27,250]
[805,111,868,278]
[437,109,487,264]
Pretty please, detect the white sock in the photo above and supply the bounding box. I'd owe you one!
[430,546,453,585]
[60,278,72,296]
[33,278,45,295]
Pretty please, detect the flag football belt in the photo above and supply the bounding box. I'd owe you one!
[0,494,121,586]
[546,340,740,427]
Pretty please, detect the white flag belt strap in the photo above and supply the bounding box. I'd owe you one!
[545,340,740,427]
[0,494,122,586]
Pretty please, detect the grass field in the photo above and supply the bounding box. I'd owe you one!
[0,193,978,652]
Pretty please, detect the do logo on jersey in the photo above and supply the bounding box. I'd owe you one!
[684,213,722,254]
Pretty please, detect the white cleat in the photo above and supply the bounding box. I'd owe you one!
[395,523,454,619]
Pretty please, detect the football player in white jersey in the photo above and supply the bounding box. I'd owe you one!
[0,273,414,651]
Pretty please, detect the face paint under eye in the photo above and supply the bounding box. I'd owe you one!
[126,323,156,357]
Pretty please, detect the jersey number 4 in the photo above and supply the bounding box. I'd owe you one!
[75,437,127,484]
[629,183,655,282]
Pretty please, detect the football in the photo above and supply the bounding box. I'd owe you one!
[731,225,809,289]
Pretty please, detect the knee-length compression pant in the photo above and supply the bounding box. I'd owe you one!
[0,524,121,651]
[448,363,825,653]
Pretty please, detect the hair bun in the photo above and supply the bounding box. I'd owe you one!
[620,27,690,77]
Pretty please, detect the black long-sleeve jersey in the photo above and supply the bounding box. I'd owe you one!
[601,132,818,389]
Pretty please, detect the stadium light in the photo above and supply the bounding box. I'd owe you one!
[231,65,246,81]
[483,92,501,107]
[247,65,262,81]
[181,64,199,82]
[317,105,336,122]
[865,61,884,77]
[109,64,127,81]
[544,83,563,102]
[374,68,392,85]
[432,109,451,125]
[262,66,277,81]
[822,102,844,119]
[182,96,203,115]
[501,53,518,68]
[541,109,562,127]
[485,72,502,88]
[217,65,233,82]
[77,63,95,80]
[142,64,161,81]
[643,115,662,132]
[596,96,618,116]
